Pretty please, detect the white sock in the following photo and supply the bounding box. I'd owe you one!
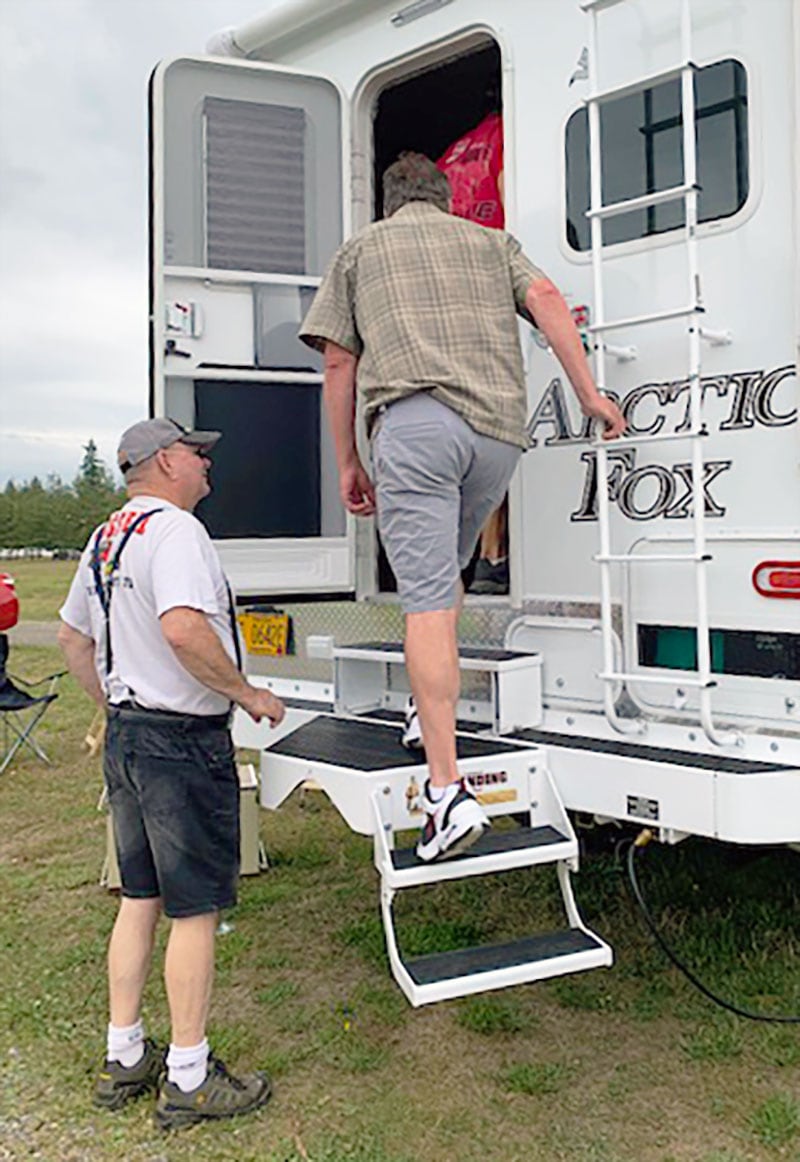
[107,1020,145,1068]
[427,783,447,802]
[167,1038,210,1093]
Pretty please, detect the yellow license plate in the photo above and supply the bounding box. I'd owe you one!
[238,611,291,656]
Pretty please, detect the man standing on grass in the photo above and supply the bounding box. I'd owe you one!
[299,152,625,864]
[58,417,284,1130]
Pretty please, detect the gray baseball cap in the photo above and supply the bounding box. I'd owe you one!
[117,418,221,474]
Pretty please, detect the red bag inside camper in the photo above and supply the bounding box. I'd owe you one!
[0,574,19,632]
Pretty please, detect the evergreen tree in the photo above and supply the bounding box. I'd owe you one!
[75,439,116,494]
[0,439,125,550]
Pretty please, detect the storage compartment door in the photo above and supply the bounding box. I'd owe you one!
[150,56,352,595]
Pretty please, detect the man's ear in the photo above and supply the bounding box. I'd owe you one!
[154,447,174,477]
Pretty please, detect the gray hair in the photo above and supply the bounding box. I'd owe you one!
[382,152,451,218]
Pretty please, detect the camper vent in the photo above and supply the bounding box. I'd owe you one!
[203,97,306,274]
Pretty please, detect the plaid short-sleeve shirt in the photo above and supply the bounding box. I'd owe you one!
[299,202,545,448]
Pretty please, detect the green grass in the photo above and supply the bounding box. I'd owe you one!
[1,563,799,1161]
[682,1016,744,1062]
[499,1061,576,1096]
[748,1093,800,1149]
[2,557,76,620]
[456,993,533,1034]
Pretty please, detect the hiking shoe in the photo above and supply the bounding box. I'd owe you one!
[416,778,489,862]
[469,558,509,595]
[93,1038,165,1110]
[401,696,424,753]
[154,1054,271,1131]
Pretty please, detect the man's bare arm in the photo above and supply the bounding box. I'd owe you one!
[525,277,626,439]
[160,607,285,726]
[58,622,105,708]
[322,341,376,515]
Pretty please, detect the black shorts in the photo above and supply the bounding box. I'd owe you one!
[104,705,239,919]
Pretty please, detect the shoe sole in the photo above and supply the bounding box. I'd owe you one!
[416,816,489,863]
[154,1079,272,1132]
[93,1079,158,1111]
[436,821,487,860]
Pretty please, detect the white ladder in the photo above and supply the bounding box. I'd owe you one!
[580,0,738,747]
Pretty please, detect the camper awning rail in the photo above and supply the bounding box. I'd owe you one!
[206,0,396,58]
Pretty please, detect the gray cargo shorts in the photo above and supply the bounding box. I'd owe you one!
[371,392,520,613]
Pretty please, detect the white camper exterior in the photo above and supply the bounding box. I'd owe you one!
[149,0,800,864]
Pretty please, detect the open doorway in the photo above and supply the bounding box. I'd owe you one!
[368,38,510,598]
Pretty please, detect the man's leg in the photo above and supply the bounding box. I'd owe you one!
[152,727,271,1128]
[157,909,272,1128]
[164,912,217,1047]
[404,604,460,787]
[97,716,167,1105]
[108,896,161,1027]
[472,496,510,594]
[94,894,165,1109]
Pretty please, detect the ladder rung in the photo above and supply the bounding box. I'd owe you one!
[587,183,700,221]
[585,62,696,108]
[589,304,703,333]
[590,427,707,449]
[599,671,717,689]
[594,553,712,564]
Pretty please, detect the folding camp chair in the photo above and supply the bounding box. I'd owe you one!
[0,635,65,775]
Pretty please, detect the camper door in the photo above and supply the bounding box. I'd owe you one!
[150,57,352,596]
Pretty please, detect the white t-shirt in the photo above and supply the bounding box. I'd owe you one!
[60,496,238,716]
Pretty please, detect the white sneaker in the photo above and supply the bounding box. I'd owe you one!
[401,696,424,753]
[416,778,489,863]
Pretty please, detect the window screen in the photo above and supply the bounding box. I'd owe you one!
[204,97,306,273]
[565,59,748,250]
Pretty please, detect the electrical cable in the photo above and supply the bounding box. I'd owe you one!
[623,830,800,1024]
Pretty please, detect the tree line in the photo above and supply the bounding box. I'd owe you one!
[0,441,126,551]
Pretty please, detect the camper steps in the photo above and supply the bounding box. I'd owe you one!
[372,765,613,1006]
[383,823,575,889]
[334,641,542,734]
[402,929,611,1005]
[260,715,613,1005]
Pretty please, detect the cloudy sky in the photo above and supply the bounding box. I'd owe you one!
[0,0,280,486]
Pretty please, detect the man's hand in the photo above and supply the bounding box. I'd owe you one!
[340,458,376,516]
[525,278,627,441]
[584,393,627,440]
[240,686,285,727]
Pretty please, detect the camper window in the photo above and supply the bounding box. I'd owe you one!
[565,58,748,250]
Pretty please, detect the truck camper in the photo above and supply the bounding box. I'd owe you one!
[149,0,800,1004]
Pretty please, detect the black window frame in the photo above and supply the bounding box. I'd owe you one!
[565,58,749,252]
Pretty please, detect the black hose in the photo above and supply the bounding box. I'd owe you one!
[624,835,800,1024]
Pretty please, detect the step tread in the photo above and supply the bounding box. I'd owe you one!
[512,728,794,774]
[336,641,537,665]
[390,825,569,870]
[406,929,604,986]
[268,716,523,771]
